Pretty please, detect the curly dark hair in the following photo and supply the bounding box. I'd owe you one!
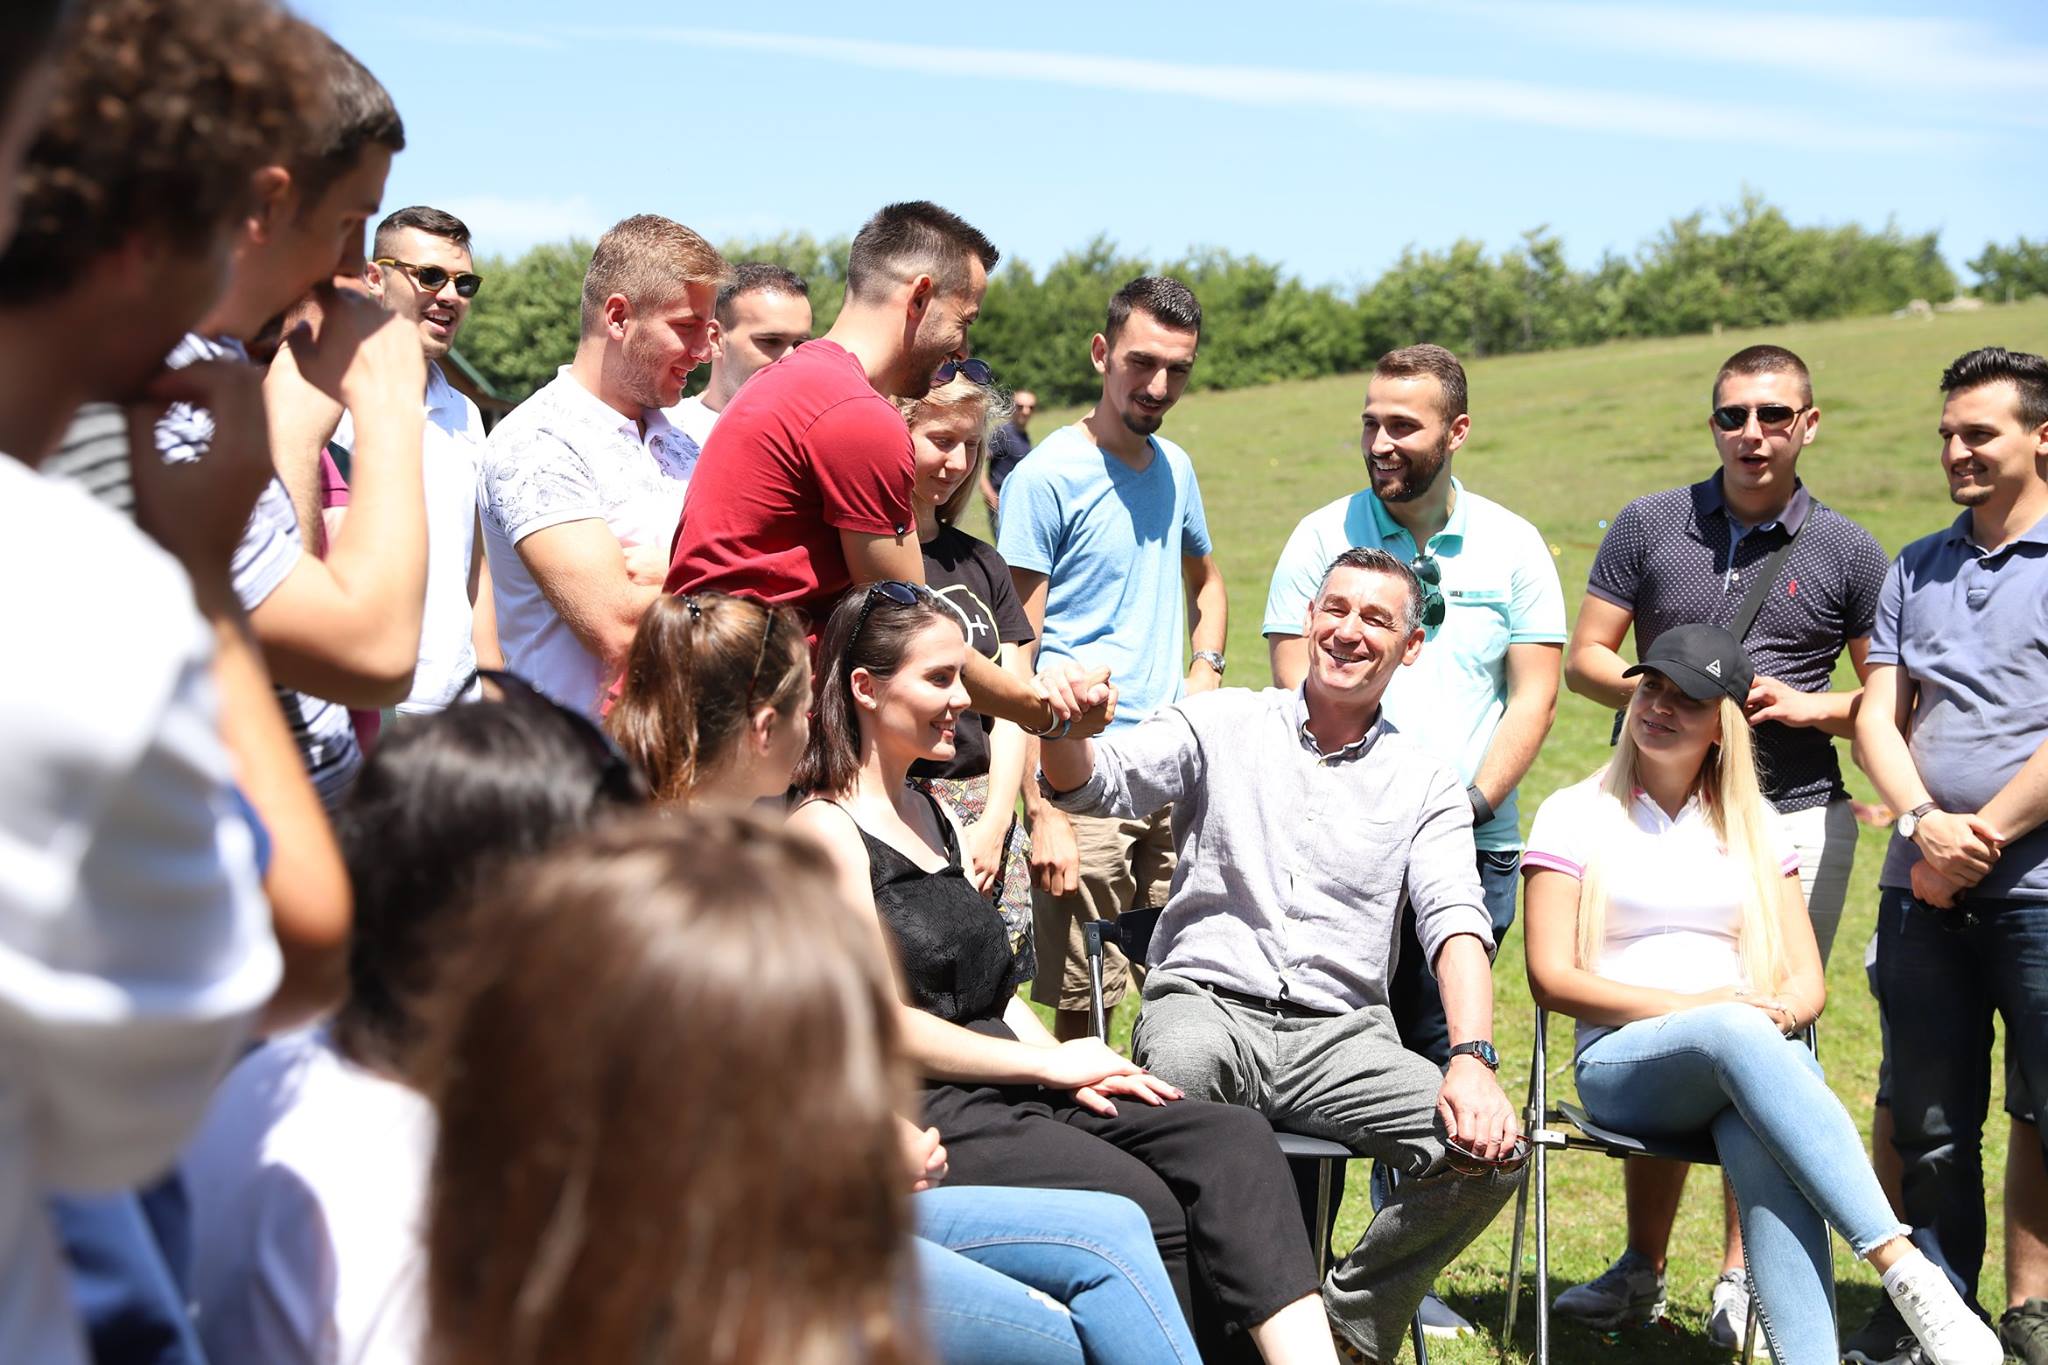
[0,0,321,304]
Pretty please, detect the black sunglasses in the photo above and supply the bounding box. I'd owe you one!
[1444,1133,1532,1177]
[472,668,648,806]
[847,580,926,655]
[1711,403,1808,433]
[374,256,484,299]
[933,358,994,386]
[1410,553,1447,630]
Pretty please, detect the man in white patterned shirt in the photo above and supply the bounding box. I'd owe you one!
[480,214,729,715]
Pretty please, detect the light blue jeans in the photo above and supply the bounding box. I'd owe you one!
[1575,1003,1908,1365]
[914,1186,1199,1364]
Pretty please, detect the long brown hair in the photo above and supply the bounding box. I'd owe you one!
[607,593,808,804]
[792,584,961,798]
[417,811,924,1365]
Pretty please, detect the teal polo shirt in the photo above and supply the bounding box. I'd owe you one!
[1262,477,1566,850]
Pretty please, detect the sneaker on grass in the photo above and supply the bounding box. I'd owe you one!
[1707,1269,1763,1353]
[1418,1292,1474,1339]
[2001,1299,2048,1365]
[1552,1248,1668,1329]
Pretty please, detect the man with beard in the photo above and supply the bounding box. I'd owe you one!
[1262,344,1561,1339]
[1557,343,1890,1349]
[669,201,1112,738]
[999,275,1229,1040]
[479,214,727,716]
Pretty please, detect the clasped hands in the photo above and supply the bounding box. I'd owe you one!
[1030,660,1117,740]
[1909,808,2006,909]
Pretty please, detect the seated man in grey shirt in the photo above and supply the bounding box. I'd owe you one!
[1039,545,1522,1364]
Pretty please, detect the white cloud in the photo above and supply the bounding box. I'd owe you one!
[545,25,1948,153]
[1427,2,2047,95]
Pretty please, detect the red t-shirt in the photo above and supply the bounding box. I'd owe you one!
[665,340,913,636]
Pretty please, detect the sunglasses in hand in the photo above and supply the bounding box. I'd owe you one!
[1443,1132,1532,1177]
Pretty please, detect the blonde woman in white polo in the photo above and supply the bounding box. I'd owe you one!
[1523,624,1997,1365]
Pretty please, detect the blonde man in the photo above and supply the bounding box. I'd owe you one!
[479,214,730,715]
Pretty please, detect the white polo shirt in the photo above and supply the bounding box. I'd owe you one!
[1523,772,1799,1053]
[479,367,698,715]
[333,362,487,714]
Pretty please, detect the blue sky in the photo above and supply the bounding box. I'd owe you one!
[304,0,2045,289]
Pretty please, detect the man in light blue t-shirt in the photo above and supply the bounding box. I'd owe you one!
[1264,345,1563,1046]
[999,276,1227,1039]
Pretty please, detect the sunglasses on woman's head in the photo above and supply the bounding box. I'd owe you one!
[846,580,926,654]
[1710,403,1807,432]
[933,358,994,386]
[374,256,484,299]
[472,668,648,805]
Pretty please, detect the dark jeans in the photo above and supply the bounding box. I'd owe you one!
[1390,848,1522,1066]
[50,1177,208,1365]
[1876,888,2048,1305]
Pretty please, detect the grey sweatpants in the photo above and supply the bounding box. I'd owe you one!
[1132,970,1522,1362]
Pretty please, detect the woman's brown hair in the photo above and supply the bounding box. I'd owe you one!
[791,583,962,798]
[607,592,808,804]
[417,810,924,1365]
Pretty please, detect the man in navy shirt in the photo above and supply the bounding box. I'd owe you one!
[980,386,1036,531]
[1857,347,2048,1363]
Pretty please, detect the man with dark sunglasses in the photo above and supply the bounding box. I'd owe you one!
[1558,343,1890,1345]
[1261,342,1563,1339]
[302,205,502,717]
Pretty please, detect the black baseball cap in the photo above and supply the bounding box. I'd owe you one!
[1623,623,1753,704]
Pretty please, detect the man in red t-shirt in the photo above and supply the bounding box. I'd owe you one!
[669,200,1109,735]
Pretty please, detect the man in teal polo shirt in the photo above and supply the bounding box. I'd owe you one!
[1263,343,1563,1338]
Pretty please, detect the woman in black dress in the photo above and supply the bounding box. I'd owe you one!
[788,584,1339,1365]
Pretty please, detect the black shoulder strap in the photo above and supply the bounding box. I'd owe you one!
[1729,519,1803,642]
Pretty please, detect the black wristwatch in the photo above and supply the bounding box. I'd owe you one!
[1466,784,1495,827]
[1448,1040,1499,1070]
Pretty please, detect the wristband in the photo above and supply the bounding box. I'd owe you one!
[1022,705,1061,738]
[1466,783,1495,828]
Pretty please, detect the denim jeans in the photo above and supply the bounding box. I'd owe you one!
[50,1177,208,1365]
[1576,1003,1906,1365]
[1876,889,2048,1306]
[1389,847,1520,1065]
[914,1186,1199,1364]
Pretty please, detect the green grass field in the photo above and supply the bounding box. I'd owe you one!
[993,299,2048,1363]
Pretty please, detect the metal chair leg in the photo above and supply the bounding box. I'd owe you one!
[1533,1011,1552,1365]
[1312,1158,1332,1279]
[1740,1295,1759,1363]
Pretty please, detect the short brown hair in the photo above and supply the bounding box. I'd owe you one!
[418,812,920,1365]
[291,29,403,208]
[372,204,470,259]
[607,593,810,805]
[0,0,320,304]
[1105,275,1202,348]
[1714,343,1812,407]
[1374,343,1468,421]
[845,199,999,302]
[1942,346,2048,429]
[579,212,731,334]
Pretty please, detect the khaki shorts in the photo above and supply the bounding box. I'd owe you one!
[1029,806,1176,1011]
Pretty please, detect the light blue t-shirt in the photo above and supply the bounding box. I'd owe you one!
[1261,477,1565,849]
[997,425,1213,731]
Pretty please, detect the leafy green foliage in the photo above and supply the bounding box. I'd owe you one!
[454,195,1974,409]
[1970,236,2048,304]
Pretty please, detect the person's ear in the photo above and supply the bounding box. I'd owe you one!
[1090,333,1109,377]
[604,292,631,340]
[1445,411,1473,454]
[244,165,293,245]
[849,666,882,712]
[1398,626,1426,666]
[1800,406,1821,447]
[907,274,935,322]
[750,704,779,753]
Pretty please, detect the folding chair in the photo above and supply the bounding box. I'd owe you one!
[1501,1007,1813,1365]
[1083,913,1430,1365]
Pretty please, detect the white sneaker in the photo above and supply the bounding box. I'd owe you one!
[1707,1269,1755,1351]
[1552,1248,1668,1328]
[1885,1255,2002,1365]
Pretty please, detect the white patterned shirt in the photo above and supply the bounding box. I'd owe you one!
[479,367,696,715]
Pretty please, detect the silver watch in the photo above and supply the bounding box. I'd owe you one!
[1193,650,1226,677]
[1897,801,1938,840]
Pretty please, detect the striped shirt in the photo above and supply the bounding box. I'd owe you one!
[45,334,362,808]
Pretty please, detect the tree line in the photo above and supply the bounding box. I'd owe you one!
[456,193,2045,407]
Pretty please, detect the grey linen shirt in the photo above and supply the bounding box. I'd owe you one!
[1045,686,1493,1015]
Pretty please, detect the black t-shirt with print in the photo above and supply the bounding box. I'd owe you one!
[913,525,1034,782]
